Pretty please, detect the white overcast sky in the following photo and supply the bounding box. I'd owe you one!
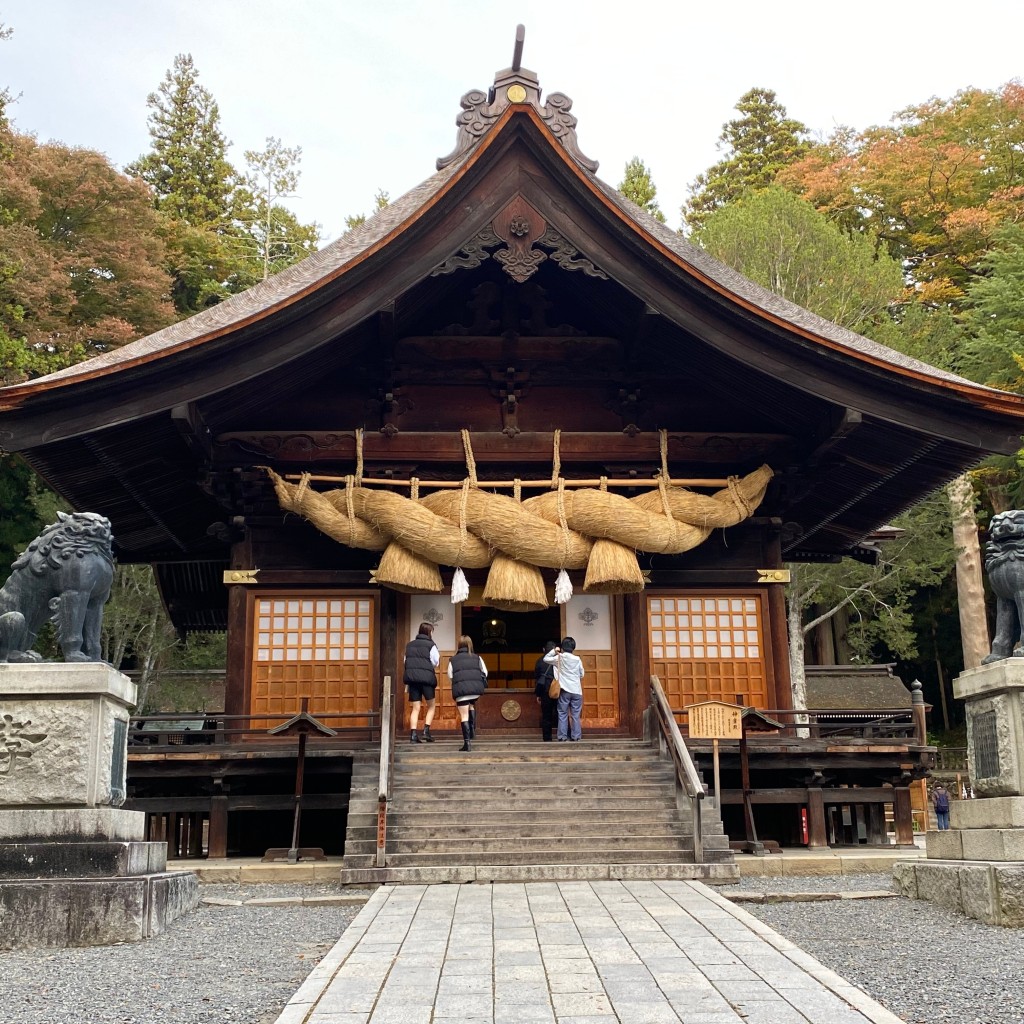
[2,1,1023,241]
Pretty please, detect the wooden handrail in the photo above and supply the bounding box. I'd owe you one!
[650,674,705,863]
[376,676,394,868]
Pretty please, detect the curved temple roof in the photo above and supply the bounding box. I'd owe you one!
[0,45,1018,422]
[1,36,1023,593]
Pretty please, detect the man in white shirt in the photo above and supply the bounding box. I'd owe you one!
[544,636,585,741]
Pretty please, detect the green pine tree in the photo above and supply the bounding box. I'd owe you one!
[684,87,810,233]
[127,54,235,226]
[617,157,666,223]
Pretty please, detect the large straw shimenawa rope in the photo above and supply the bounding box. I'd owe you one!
[264,461,773,599]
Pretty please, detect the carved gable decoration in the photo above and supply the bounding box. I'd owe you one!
[492,196,548,284]
[431,197,608,284]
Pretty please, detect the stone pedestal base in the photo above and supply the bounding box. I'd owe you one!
[898,662,1024,926]
[0,871,199,948]
[0,808,199,948]
[928,826,1024,861]
[894,858,1024,927]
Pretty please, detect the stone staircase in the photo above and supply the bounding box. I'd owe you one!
[339,735,737,885]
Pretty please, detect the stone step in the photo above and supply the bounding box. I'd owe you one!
[379,846,696,867]
[352,798,680,817]
[344,735,735,876]
[350,820,691,840]
[394,749,666,764]
[380,780,682,799]
[346,831,702,854]
[393,762,673,777]
[347,809,695,830]
[348,822,728,842]
[338,861,741,886]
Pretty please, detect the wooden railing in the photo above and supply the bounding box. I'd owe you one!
[650,675,705,864]
[128,710,380,747]
[376,676,395,868]
[935,747,969,771]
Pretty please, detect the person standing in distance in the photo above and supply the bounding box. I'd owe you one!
[932,782,951,830]
[544,636,585,742]
[534,640,559,741]
[404,621,439,744]
[448,634,488,751]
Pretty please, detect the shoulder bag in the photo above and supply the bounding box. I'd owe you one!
[548,655,561,699]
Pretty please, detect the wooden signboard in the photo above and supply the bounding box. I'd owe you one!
[685,700,743,813]
[686,700,743,740]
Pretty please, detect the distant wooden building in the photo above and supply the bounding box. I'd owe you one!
[2,45,1022,856]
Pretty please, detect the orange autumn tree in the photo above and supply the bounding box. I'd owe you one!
[779,81,1024,310]
[780,81,1024,671]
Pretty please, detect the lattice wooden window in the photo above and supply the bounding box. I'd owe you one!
[250,594,375,727]
[648,594,768,716]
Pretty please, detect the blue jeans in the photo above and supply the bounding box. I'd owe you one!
[557,691,583,741]
[936,809,950,830]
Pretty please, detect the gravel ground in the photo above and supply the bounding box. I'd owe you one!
[737,873,1024,1024]
[0,884,370,1024]
[3,876,1022,1024]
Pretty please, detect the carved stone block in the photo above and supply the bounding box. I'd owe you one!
[959,864,999,925]
[994,865,1024,928]
[0,664,136,808]
[954,661,1024,796]
[914,862,963,913]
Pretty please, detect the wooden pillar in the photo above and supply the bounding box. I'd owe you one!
[866,803,887,845]
[188,815,204,857]
[224,531,255,716]
[208,794,229,858]
[893,787,915,847]
[767,588,791,712]
[806,788,828,848]
[167,812,179,860]
[622,592,649,738]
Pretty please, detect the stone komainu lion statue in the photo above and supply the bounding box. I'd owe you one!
[0,512,114,663]
[983,509,1024,664]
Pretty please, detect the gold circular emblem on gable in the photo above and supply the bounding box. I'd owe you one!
[506,84,527,104]
[501,699,522,721]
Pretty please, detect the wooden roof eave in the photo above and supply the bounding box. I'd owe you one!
[2,103,1024,458]
[483,110,1024,450]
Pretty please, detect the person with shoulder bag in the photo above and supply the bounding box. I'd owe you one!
[448,634,488,751]
[932,783,951,830]
[544,636,585,742]
[403,621,439,744]
[534,640,559,742]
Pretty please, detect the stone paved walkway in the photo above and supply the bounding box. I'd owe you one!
[275,880,903,1024]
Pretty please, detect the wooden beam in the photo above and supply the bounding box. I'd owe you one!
[171,402,214,461]
[214,430,792,466]
[806,408,862,465]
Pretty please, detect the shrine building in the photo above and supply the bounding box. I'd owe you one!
[2,37,1023,867]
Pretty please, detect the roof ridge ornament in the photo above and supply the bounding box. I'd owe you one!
[436,25,598,173]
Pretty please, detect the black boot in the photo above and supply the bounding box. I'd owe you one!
[459,720,472,752]
[410,729,421,744]
[423,724,435,743]
[468,707,476,739]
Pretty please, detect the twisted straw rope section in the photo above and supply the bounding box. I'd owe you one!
[264,465,773,567]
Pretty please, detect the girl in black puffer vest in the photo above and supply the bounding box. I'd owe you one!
[447,634,488,751]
